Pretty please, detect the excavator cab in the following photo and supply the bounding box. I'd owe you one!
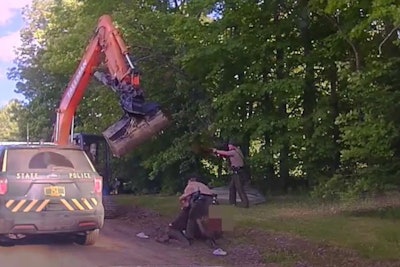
[73,133,112,195]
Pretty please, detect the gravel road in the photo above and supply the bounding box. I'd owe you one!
[0,219,218,267]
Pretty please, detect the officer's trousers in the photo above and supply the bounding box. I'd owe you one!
[229,169,249,208]
[170,195,213,239]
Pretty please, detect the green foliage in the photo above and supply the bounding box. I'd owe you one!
[0,100,24,141]
[6,0,400,196]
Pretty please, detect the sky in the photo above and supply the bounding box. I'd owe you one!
[0,1,32,107]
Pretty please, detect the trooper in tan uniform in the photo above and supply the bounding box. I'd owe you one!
[213,142,250,208]
[179,178,215,242]
[157,176,216,247]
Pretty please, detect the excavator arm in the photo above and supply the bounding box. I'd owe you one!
[53,14,170,157]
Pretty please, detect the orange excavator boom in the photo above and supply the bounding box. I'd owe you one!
[53,14,170,157]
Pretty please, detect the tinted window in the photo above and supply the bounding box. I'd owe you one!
[5,148,94,172]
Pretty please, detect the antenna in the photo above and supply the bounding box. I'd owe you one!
[26,123,30,144]
[70,115,75,144]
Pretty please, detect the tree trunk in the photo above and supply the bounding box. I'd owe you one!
[299,0,317,184]
[300,0,316,136]
[329,64,341,174]
[275,1,289,194]
[278,104,290,193]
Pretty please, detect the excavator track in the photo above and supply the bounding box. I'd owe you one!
[103,195,120,219]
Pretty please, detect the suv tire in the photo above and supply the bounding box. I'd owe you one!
[82,229,99,246]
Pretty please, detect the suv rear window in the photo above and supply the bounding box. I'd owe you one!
[5,148,95,172]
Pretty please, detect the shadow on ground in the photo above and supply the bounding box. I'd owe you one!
[0,234,86,247]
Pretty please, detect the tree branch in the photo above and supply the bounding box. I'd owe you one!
[324,14,361,71]
[173,0,179,10]
[378,25,400,56]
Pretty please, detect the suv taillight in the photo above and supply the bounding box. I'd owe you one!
[94,177,102,194]
[0,178,8,195]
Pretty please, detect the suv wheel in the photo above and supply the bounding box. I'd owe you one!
[82,229,99,246]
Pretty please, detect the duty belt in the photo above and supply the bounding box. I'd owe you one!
[231,166,244,172]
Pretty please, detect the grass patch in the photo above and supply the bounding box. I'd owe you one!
[345,206,400,219]
[233,196,400,261]
[239,210,400,260]
[114,193,400,261]
[263,251,300,267]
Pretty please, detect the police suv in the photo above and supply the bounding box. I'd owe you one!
[0,142,104,245]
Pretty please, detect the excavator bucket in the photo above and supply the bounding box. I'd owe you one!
[102,110,170,157]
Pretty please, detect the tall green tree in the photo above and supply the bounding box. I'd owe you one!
[0,100,23,141]
[8,0,400,198]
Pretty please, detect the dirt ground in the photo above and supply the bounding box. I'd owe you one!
[0,218,198,267]
[118,204,400,267]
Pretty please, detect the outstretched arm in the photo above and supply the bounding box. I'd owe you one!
[212,148,235,158]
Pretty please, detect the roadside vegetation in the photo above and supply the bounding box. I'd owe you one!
[5,0,400,202]
[115,193,400,265]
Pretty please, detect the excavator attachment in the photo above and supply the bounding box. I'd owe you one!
[103,110,170,157]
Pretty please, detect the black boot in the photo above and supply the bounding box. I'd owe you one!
[167,227,191,246]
